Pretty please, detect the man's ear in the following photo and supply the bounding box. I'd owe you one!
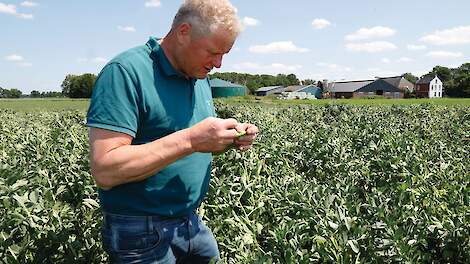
[175,23,192,45]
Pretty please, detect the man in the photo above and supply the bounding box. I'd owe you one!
[86,0,258,263]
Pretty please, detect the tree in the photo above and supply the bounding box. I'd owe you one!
[30,90,41,98]
[61,73,97,98]
[403,73,418,84]
[2,89,23,98]
[302,79,316,85]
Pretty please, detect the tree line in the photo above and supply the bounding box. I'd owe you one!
[0,87,22,98]
[1,63,469,98]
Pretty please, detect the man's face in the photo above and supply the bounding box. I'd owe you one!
[181,27,235,79]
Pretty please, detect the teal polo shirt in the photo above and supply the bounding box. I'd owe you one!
[86,37,216,217]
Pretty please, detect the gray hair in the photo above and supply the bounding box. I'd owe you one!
[172,0,242,39]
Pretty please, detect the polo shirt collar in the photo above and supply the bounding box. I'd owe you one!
[147,37,179,77]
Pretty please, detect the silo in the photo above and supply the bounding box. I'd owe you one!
[209,78,247,98]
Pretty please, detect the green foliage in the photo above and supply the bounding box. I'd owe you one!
[0,88,22,98]
[0,110,105,263]
[61,74,97,98]
[208,103,470,263]
[209,72,301,94]
[403,73,418,84]
[426,63,470,98]
[30,91,64,98]
[301,79,316,85]
[0,103,469,263]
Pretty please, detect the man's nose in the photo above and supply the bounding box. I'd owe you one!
[212,55,222,68]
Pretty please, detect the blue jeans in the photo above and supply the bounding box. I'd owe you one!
[101,211,220,263]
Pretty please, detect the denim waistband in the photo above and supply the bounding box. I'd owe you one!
[102,211,194,230]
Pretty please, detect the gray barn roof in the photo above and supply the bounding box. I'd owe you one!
[378,75,414,89]
[357,79,401,93]
[416,75,437,84]
[329,80,374,93]
[255,85,283,92]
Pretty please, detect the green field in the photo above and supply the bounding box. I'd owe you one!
[0,100,469,263]
[0,99,90,112]
[1,97,470,112]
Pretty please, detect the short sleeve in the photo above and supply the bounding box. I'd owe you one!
[86,63,140,137]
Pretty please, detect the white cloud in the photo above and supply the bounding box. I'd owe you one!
[21,1,38,7]
[312,18,331,29]
[0,2,16,14]
[145,0,161,7]
[118,25,136,32]
[249,41,309,54]
[407,44,427,51]
[5,54,24,61]
[316,62,352,72]
[242,17,259,27]
[381,58,391,64]
[345,26,396,41]
[397,57,413,62]
[426,51,463,59]
[420,26,470,45]
[346,41,397,53]
[0,3,33,19]
[232,62,302,74]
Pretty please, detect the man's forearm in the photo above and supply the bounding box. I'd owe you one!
[91,129,194,190]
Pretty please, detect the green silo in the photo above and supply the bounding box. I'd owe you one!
[209,78,247,98]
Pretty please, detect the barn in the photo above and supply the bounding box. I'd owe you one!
[254,86,284,96]
[355,79,403,98]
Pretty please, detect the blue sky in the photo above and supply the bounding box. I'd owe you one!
[1,0,470,93]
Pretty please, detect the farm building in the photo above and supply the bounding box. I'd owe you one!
[255,86,284,96]
[298,85,322,99]
[209,78,247,98]
[355,79,403,98]
[281,84,322,99]
[325,80,374,98]
[415,75,443,98]
[379,76,415,92]
[324,75,411,98]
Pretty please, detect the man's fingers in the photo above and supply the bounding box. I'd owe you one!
[221,118,238,129]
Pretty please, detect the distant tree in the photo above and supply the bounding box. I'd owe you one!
[42,91,64,98]
[425,64,470,97]
[286,73,300,86]
[302,79,316,85]
[317,81,324,90]
[30,90,41,98]
[403,73,418,84]
[61,73,97,98]
[5,88,22,98]
[429,66,452,82]
[209,72,300,94]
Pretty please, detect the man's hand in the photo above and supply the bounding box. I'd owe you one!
[233,123,259,151]
[188,117,240,153]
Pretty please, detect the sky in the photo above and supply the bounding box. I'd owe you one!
[1,0,470,94]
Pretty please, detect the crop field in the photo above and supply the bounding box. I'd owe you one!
[0,101,469,263]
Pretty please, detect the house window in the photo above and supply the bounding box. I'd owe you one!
[434,92,436,97]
